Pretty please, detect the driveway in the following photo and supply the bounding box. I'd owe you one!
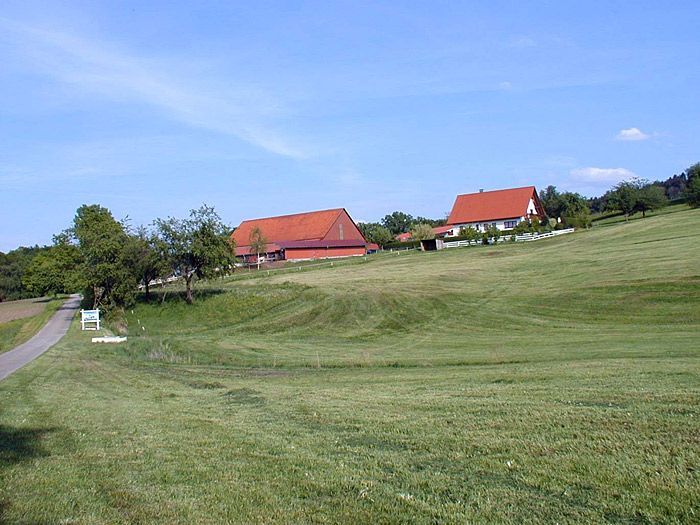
[0,294,82,381]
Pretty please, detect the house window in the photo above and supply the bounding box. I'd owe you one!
[504,220,518,229]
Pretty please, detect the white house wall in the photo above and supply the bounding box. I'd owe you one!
[445,217,525,236]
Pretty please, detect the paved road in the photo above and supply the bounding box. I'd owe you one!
[0,294,81,381]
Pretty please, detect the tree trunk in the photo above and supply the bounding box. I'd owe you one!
[185,275,194,304]
[642,209,646,218]
[145,280,150,299]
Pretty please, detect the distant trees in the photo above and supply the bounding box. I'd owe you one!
[410,223,435,241]
[156,205,235,304]
[248,227,268,270]
[381,211,414,235]
[559,193,592,228]
[0,246,53,301]
[22,237,83,298]
[607,178,668,219]
[358,222,393,246]
[685,163,700,207]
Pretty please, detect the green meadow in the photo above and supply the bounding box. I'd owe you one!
[1,207,698,523]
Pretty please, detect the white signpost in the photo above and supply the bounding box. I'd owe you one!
[80,309,100,331]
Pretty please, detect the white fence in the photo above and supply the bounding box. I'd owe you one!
[443,228,574,249]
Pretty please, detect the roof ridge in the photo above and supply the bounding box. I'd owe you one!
[238,207,345,225]
[454,186,535,198]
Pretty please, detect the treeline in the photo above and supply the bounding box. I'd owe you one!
[0,204,234,309]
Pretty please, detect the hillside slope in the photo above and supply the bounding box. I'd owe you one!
[0,208,698,524]
[122,207,700,368]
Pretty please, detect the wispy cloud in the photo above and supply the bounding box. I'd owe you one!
[570,167,635,182]
[615,127,650,141]
[0,17,308,159]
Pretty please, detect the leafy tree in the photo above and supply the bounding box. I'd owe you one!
[607,180,640,220]
[460,226,479,243]
[358,223,393,246]
[539,185,564,218]
[560,192,592,228]
[410,223,435,241]
[0,245,51,301]
[248,226,268,270]
[22,236,83,297]
[381,211,414,235]
[635,184,667,217]
[685,163,700,207]
[485,224,501,243]
[123,226,169,299]
[156,205,235,304]
[72,205,137,309]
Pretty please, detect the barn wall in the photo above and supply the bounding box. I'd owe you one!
[285,247,366,261]
[323,211,365,242]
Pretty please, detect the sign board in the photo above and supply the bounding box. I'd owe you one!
[80,309,100,331]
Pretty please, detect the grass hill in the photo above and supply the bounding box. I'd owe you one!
[0,207,698,523]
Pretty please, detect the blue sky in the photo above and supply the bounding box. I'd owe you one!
[1,1,699,251]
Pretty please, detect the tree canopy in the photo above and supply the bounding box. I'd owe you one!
[156,205,234,304]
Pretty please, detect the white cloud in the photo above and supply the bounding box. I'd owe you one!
[498,81,513,90]
[0,17,308,159]
[508,36,537,48]
[616,127,650,141]
[570,167,636,182]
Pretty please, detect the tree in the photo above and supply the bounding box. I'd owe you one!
[358,222,393,246]
[607,180,640,220]
[248,226,268,270]
[539,185,563,219]
[685,163,700,208]
[635,185,667,217]
[410,223,435,241]
[123,226,169,299]
[414,216,446,227]
[72,205,137,309]
[485,224,501,243]
[460,226,479,243]
[560,192,592,228]
[156,205,235,304]
[22,235,83,297]
[381,211,414,235]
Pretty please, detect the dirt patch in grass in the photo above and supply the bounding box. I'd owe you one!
[0,298,49,324]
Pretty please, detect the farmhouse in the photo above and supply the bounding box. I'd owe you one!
[444,186,544,235]
[231,208,368,263]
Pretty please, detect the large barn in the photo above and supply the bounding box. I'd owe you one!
[231,208,368,263]
[444,186,545,234]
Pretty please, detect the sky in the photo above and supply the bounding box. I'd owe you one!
[1,0,699,251]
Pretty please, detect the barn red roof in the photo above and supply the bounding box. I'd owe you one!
[447,186,542,225]
[232,208,347,247]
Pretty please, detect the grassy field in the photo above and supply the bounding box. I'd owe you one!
[0,208,698,523]
[0,297,64,354]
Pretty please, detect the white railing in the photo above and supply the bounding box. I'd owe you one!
[513,228,574,242]
[443,228,574,249]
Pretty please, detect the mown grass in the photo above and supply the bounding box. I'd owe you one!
[0,297,64,354]
[0,208,698,523]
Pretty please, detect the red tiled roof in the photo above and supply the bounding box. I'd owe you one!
[396,232,413,241]
[232,208,346,247]
[366,243,380,251]
[432,225,453,234]
[447,186,543,225]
